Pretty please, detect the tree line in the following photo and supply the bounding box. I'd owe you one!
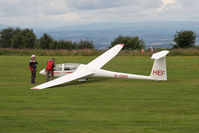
[0,27,197,50]
[0,27,93,49]
[111,31,197,49]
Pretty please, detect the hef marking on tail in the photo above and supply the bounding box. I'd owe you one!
[153,70,165,76]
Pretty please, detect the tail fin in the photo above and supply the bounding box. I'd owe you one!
[150,50,169,80]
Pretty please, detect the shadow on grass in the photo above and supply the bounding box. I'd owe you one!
[53,77,112,88]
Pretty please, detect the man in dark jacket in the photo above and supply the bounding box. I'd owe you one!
[46,58,55,82]
[29,55,38,84]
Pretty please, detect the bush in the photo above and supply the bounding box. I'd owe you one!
[0,28,94,50]
[111,36,145,50]
[173,30,197,48]
[1,48,199,56]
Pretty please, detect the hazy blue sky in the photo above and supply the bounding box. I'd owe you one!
[0,0,198,28]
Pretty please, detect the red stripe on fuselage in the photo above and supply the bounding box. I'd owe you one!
[54,71,73,74]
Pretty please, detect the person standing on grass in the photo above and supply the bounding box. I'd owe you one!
[29,55,38,84]
[46,58,55,82]
[150,47,154,53]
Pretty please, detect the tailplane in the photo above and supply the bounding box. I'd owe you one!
[150,50,169,80]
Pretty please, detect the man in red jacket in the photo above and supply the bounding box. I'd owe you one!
[46,58,55,82]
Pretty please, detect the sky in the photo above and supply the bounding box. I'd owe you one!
[0,0,199,28]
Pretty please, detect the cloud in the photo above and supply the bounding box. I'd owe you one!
[0,0,198,28]
[66,0,163,10]
[162,0,175,4]
[67,0,136,10]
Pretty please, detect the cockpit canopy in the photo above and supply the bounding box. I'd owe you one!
[54,63,81,71]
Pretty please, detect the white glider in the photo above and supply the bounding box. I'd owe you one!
[31,44,169,90]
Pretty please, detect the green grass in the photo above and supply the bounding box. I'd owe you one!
[0,56,199,133]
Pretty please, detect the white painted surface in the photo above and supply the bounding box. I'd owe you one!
[31,69,93,89]
[151,50,169,60]
[87,44,124,69]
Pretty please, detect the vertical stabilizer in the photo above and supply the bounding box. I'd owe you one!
[150,51,169,80]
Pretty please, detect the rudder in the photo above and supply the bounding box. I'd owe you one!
[150,51,169,80]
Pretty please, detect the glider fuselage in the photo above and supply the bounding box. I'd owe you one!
[39,63,152,80]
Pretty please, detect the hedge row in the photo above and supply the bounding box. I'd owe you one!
[1,48,199,56]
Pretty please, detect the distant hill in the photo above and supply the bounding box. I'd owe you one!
[1,22,199,49]
[0,24,8,30]
[34,21,199,49]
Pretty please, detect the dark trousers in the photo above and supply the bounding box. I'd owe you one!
[31,70,36,83]
[46,70,54,82]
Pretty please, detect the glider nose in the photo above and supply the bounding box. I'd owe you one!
[39,69,46,75]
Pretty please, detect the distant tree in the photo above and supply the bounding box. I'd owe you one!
[126,36,145,50]
[38,33,53,49]
[0,27,95,50]
[65,40,75,49]
[0,27,21,48]
[49,40,57,49]
[78,40,94,49]
[10,31,23,48]
[173,30,197,48]
[11,29,36,48]
[50,39,93,50]
[34,40,41,49]
[56,40,74,49]
[111,36,145,50]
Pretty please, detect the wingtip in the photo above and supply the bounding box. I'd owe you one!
[31,87,40,90]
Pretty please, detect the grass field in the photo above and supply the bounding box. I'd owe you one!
[0,55,199,133]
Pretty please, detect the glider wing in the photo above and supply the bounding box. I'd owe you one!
[87,44,124,69]
[31,70,93,90]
